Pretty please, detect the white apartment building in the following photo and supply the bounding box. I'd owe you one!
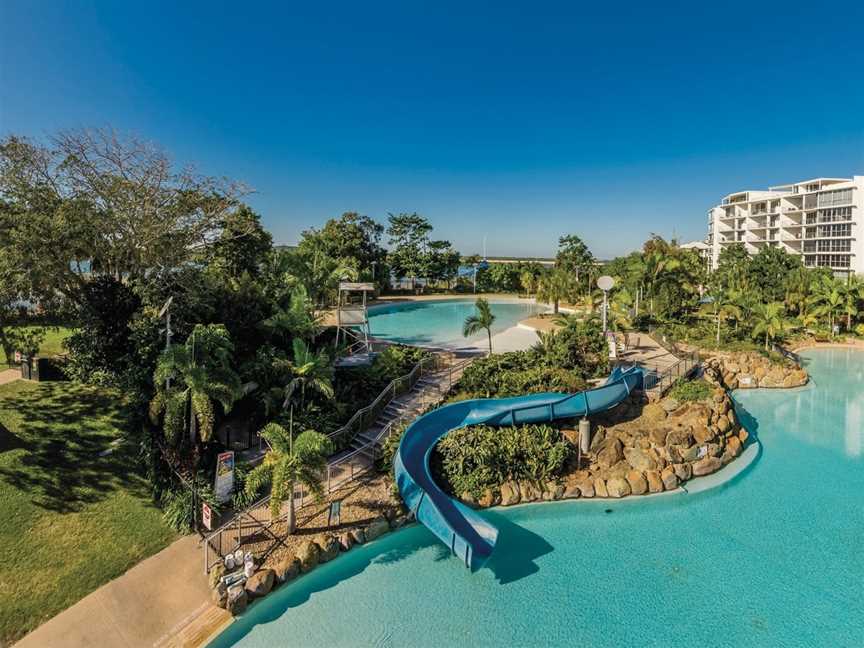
[706,176,863,276]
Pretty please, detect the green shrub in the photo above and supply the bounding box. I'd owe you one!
[433,424,571,498]
[160,478,220,532]
[668,378,712,402]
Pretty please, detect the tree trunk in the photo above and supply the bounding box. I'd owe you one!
[487,329,492,355]
[287,488,296,534]
[716,316,721,344]
[554,299,559,314]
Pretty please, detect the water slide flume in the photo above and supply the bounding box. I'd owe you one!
[394,365,644,570]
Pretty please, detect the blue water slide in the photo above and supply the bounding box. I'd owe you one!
[394,365,644,570]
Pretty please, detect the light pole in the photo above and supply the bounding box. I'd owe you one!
[597,275,615,333]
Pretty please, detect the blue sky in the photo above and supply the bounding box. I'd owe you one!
[2,1,863,258]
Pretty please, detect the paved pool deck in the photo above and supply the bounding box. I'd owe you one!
[14,534,225,648]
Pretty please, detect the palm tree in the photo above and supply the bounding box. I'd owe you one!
[520,270,536,298]
[244,422,333,530]
[809,277,844,336]
[699,292,743,344]
[151,324,243,445]
[750,302,787,350]
[285,338,335,408]
[463,297,496,353]
[259,285,319,344]
[839,276,863,331]
[536,269,572,314]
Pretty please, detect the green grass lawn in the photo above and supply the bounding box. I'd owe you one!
[0,380,177,644]
[0,326,74,365]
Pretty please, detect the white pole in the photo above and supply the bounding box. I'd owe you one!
[602,290,609,333]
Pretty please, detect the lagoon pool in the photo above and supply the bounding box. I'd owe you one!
[210,348,863,648]
[367,299,547,347]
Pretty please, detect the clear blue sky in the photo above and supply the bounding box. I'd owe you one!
[2,1,863,259]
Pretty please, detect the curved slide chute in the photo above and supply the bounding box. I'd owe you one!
[394,365,644,570]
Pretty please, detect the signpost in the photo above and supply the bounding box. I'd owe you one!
[214,451,235,503]
[202,502,212,531]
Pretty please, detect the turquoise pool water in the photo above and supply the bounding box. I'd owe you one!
[211,348,863,647]
[367,299,547,347]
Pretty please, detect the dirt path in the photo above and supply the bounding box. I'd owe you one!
[0,369,20,385]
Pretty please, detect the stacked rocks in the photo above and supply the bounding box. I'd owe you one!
[703,352,808,390]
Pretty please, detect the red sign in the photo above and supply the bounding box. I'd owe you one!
[14,351,22,363]
[202,502,212,531]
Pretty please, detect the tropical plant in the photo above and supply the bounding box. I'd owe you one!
[284,338,335,408]
[809,277,845,336]
[463,297,496,353]
[750,302,787,350]
[536,269,573,314]
[699,291,743,344]
[520,270,537,297]
[259,284,319,344]
[150,324,243,444]
[244,422,333,529]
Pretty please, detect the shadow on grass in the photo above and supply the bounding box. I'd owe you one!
[0,382,149,513]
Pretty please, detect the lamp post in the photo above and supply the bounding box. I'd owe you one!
[597,275,615,333]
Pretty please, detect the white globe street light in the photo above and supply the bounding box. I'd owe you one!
[596,275,615,333]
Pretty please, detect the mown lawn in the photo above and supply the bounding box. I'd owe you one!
[0,326,74,365]
[0,380,177,644]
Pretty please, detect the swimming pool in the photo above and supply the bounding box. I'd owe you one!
[210,348,863,647]
[366,299,548,347]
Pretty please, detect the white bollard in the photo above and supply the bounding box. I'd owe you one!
[579,418,591,454]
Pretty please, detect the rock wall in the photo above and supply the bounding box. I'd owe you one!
[464,389,749,507]
[703,351,808,390]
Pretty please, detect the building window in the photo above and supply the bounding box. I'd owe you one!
[817,188,853,207]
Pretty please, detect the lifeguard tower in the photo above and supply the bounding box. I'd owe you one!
[334,282,377,367]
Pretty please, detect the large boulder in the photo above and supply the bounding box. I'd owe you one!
[692,424,715,445]
[365,516,391,542]
[626,470,648,496]
[595,438,624,469]
[726,436,742,457]
[208,563,226,590]
[478,489,500,508]
[641,402,667,422]
[577,480,595,498]
[350,528,366,545]
[645,470,663,493]
[500,481,521,506]
[544,481,564,500]
[338,532,354,552]
[624,447,659,472]
[211,581,228,608]
[519,480,541,502]
[297,541,320,573]
[245,568,275,599]
[665,428,693,448]
[738,428,750,445]
[274,557,300,583]
[716,416,731,434]
[226,585,247,615]
[316,534,340,563]
[672,463,692,481]
[594,478,609,498]
[660,466,679,491]
[693,456,722,476]
[563,482,581,499]
[606,477,631,498]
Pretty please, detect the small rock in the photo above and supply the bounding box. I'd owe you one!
[274,557,300,583]
[350,528,366,545]
[693,456,722,476]
[500,481,521,506]
[297,541,320,573]
[365,516,391,542]
[678,444,701,463]
[316,534,340,563]
[594,478,609,498]
[692,425,715,445]
[626,470,648,495]
[606,476,631,498]
[738,429,749,445]
[665,428,693,447]
[646,470,664,493]
[245,568,274,598]
[226,585,247,615]
[661,466,679,491]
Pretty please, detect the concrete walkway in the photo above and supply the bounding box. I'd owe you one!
[15,535,224,648]
[0,368,20,385]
